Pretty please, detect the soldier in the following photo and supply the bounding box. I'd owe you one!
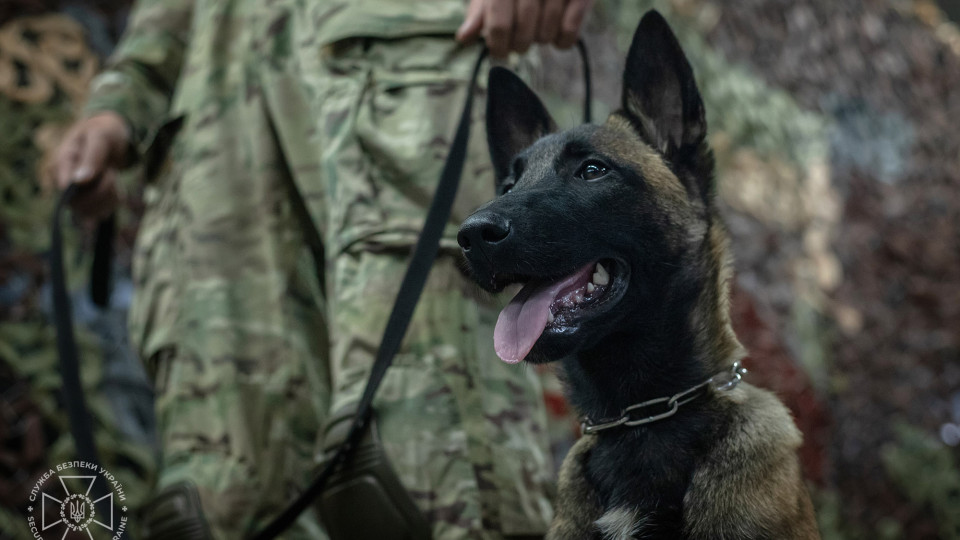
[53,0,592,538]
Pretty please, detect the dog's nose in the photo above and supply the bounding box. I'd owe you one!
[458,212,512,252]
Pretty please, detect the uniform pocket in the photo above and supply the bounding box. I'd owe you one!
[346,69,496,251]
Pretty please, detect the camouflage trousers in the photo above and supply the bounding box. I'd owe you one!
[133,35,554,539]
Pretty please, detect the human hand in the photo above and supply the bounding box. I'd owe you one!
[52,112,129,221]
[456,0,593,58]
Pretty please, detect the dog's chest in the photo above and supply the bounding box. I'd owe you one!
[585,429,705,538]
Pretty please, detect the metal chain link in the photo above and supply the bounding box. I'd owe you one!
[581,361,748,435]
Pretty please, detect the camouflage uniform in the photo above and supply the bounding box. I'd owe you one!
[84,0,554,538]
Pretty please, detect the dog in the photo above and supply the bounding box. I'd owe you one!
[457,10,820,540]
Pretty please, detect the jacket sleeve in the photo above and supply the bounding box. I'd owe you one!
[83,0,194,160]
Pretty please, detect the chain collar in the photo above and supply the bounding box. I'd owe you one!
[580,361,747,435]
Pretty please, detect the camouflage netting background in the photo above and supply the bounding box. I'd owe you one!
[536,0,960,538]
[1,0,958,539]
[0,3,156,539]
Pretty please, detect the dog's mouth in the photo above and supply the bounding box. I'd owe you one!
[493,258,628,363]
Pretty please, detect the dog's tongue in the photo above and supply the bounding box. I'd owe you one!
[494,264,594,363]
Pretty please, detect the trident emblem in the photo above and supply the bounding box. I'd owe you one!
[70,500,85,523]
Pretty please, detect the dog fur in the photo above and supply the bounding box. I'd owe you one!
[457,10,819,540]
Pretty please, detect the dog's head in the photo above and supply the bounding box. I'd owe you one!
[459,10,720,364]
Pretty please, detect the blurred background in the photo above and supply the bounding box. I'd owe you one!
[0,0,957,538]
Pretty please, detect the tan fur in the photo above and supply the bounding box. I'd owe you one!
[683,384,818,540]
[595,507,650,540]
[547,436,604,540]
[595,115,691,207]
[547,386,819,539]
[694,223,747,373]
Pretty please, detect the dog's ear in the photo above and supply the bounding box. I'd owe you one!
[486,67,557,184]
[621,11,706,157]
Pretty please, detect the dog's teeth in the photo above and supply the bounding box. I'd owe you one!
[587,282,596,293]
[547,311,555,324]
[593,263,609,286]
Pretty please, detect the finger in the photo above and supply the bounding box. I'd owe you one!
[55,131,83,191]
[512,0,540,54]
[71,130,111,185]
[457,0,485,43]
[536,0,565,44]
[555,0,591,49]
[484,0,513,58]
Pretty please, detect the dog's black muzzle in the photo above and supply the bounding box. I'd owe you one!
[457,211,512,253]
[457,210,515,290]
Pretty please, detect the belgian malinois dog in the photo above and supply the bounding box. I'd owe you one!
[457,10,819,540]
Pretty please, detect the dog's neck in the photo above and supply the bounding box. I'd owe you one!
[561,228,743,423]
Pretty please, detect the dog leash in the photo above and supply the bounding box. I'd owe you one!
[252,42,592,540]
[580,361,748,435]
[50,183,114,518]
[51,41,592,540]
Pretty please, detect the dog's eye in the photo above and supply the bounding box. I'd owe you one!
[499,179,516,195]
[577,161,608,181]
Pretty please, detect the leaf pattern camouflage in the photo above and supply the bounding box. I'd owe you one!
[83,0,555,538]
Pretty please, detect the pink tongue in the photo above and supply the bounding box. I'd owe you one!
[493,264,594,363]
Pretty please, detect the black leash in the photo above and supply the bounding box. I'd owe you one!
[52,41,592,540]
[50,184,113,518]
[576,40,592,123]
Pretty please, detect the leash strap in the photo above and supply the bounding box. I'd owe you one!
[50,183,112,517]
[90,215,115,307]
[577,40,592,124]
